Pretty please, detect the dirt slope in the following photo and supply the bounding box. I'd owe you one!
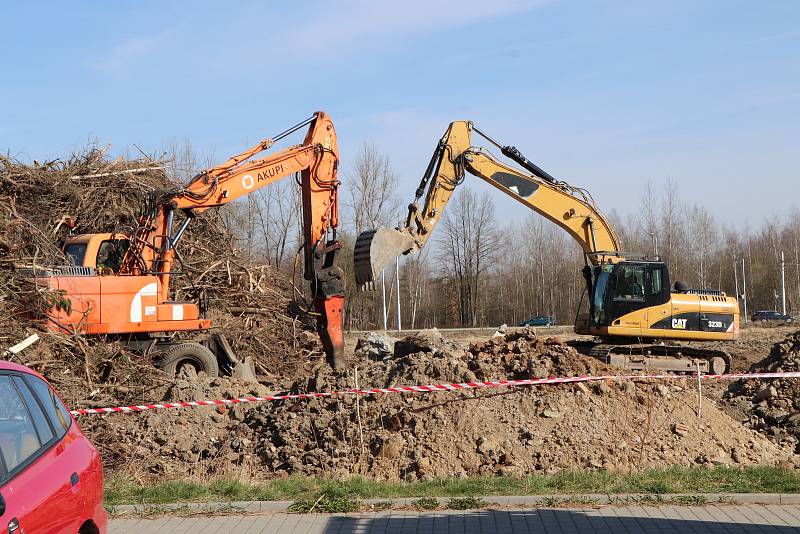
[88,329,796,482]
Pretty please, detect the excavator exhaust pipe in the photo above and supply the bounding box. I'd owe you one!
[353,228,416,290]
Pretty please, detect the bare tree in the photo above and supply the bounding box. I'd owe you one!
[340,143,400,329]
[436,188,498,326]
[686,204,717,288]
[642,181,659,255]
[345,142,400,234]
[255,180,301,267]
[661,178,682,272]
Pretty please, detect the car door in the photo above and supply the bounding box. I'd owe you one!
[22,374,89,532]
[0,373,83,533]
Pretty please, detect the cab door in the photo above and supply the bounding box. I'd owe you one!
[608,263,648,332]
[643,263,671,327]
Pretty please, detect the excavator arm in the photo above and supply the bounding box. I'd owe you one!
[123,112,345,368]
[354,120,621,288]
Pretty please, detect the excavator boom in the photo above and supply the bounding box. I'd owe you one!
[354,121,621,287]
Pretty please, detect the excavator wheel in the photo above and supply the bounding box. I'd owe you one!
[156,342,220,377]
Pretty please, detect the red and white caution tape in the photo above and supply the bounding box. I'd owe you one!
[69,371,800,416]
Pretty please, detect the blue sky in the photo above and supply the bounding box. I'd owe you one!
[2,1,798,228]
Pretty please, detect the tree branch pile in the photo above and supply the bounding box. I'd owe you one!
[0,148,319,408]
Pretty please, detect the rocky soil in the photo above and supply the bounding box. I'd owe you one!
[726,331,800,453]
[83,328,798,482]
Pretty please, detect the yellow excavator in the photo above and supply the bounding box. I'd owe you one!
[354,121,738,374]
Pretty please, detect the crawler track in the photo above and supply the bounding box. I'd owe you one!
[571,340,732,374]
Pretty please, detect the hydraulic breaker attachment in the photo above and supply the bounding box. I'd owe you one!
[315,294,345,370]
[353,227,416,290]
[311,240,346,369]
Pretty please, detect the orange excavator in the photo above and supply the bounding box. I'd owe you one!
[35,112,345,376]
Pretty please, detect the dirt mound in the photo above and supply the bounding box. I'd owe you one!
[725,330,800,452]
[228,330,794,482]
[58,328,796,482]
[467,329,607,379]
[82,373,276,481]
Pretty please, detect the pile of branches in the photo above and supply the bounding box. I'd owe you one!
[0,148,319,407]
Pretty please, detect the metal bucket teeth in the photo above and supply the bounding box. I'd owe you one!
[353,227,415,290]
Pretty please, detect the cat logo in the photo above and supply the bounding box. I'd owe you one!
[672,318,688,329]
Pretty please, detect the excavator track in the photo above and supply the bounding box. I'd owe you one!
[570,341,732,375]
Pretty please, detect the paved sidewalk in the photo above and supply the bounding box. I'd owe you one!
[111,504,800,533]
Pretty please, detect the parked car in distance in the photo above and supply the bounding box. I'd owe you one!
[751,310,793,323]
[0,360,106,533]
[519,315,555,327]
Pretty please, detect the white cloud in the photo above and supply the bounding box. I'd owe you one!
[210,0,552,67]
[91,32,171,75]
[87,2,553,77]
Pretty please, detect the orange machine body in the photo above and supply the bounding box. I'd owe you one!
[42,273,209,335]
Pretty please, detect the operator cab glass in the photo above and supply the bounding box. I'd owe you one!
[63,243,87,267]
[96,239,129,273]
[590,261,669,326]
[591,265,613,325]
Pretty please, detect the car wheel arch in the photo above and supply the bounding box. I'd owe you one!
[78,519,99,534]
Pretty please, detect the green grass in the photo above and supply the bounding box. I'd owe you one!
[288,495,359,513]
[447,497,485,510]
[411,497,440,510]
[105,466,800,507]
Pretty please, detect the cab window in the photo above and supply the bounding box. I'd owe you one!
[613,265,646,301]
[0,376,43,476]
[96,239,129,273]
[591,265,613,325]
[63,243,87,267]
[651,268,662,295]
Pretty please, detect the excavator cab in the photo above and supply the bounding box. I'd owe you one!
[585,260,670,328]
[62,234,130,273]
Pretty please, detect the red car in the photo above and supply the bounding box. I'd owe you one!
[0,361,106,533]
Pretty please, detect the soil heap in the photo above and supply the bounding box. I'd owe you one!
[45,326,797,482]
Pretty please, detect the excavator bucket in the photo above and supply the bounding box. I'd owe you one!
[211,334,259,383]
[230,356,258,383]
[353,228,416,290]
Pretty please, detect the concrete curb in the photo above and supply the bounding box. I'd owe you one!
[110,493,800,514]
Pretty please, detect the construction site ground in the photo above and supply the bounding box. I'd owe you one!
[70,322,800,488]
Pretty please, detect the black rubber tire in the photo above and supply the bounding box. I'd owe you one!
[156,342,219,377]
